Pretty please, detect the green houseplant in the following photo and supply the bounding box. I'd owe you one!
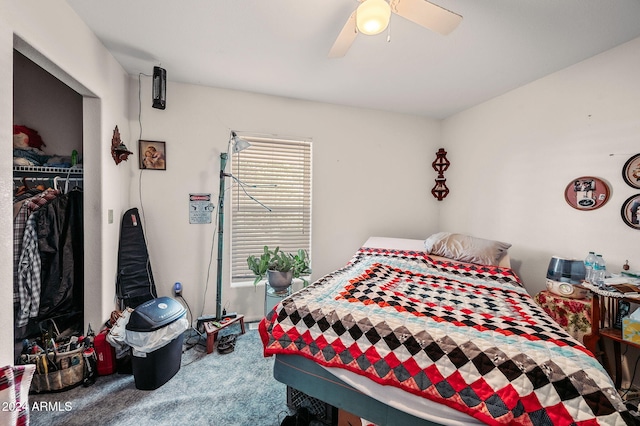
[247,246,311,291]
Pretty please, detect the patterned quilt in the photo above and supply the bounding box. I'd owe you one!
[259,248,637,425]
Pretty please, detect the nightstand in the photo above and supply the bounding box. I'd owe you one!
[534,290,592,343]
[582,284,640,389]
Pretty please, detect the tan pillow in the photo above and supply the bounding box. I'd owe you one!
[424,232,511,266]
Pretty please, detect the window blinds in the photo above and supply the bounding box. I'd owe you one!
[230,136,312,282]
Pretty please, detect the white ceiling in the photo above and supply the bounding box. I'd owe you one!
[65,0,640,119]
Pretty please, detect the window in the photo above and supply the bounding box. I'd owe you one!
[230,135,312,283]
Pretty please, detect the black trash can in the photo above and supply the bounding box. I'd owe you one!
[125,297,187,390]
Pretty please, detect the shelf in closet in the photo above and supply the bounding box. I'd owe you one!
[13,165,83,175]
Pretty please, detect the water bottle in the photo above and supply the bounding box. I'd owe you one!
[584,252,597,283]
[82,347,97,387]
[594,254,606,287]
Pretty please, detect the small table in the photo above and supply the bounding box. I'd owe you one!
[204,315,246,354]
[534,290,592,343]
[582,283,640,389]
[265,285,292,315]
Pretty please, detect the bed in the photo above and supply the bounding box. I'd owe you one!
[259,235,637,425]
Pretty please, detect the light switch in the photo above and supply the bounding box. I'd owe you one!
[108,209,113,224]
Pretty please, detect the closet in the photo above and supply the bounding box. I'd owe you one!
[12,50,85,351]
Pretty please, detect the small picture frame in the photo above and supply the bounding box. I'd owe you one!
[622,153,640,189]
[621,194,640,230]
[564,176,610,210]
[139,140,166,170]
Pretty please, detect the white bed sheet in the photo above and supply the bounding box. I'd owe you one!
[320,236,500,425]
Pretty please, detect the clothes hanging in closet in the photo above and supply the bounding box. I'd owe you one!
[13,187,83,339]
[36,189,83,321]
[13,189,61,307]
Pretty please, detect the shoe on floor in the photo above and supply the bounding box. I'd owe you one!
[217,334,237,354]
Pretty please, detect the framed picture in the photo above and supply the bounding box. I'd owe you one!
[564,176,610,210]
[139,140,166,170]
[621,194,640,229]
[622,153,640,189]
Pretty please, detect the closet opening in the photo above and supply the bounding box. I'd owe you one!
[12,38,102,362]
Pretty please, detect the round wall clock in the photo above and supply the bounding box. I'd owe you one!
[622,153,640,189]
[564,176,610,210]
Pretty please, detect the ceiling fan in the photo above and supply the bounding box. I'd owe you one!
[328,0,462,58]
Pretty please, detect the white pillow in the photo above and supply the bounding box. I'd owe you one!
[424,232,511,266]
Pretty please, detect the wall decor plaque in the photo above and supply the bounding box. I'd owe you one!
[621,194,640,229]
[564,176,610,211]
[622,153,640,189]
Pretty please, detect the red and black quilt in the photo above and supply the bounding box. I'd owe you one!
[259,248,637,425]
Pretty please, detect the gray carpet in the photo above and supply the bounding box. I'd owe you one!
[28,323,290,426]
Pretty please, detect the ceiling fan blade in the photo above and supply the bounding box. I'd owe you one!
[328,10,358,58]
[390,0,462,35]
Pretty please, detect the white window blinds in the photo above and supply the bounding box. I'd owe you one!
[230,136,312,282]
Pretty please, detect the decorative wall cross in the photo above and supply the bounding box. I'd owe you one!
[431,148,450,201]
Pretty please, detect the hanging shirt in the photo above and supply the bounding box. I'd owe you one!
[16,214,41,328]
[13,189,60,303]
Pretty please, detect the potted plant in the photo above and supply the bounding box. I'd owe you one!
[247,246,311,292]
[290,249,312,286]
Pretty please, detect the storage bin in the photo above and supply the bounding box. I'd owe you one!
[287,386,338,425]
[125,297,188,390]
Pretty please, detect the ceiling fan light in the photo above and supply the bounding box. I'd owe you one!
[356,0,391,36]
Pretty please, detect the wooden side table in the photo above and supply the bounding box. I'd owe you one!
[582,284,639,389]
[204,315,246,354]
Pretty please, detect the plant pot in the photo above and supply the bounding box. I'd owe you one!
[267,270,293,294]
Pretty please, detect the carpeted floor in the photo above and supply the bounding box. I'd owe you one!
[28,323,290,426]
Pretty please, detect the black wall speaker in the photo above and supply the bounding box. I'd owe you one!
[152,66,166,110]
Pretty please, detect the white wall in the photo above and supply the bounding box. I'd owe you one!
[0,0,131,365]
[129,78,441,322]
[440,36,640,296]
[0,6,16,367]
